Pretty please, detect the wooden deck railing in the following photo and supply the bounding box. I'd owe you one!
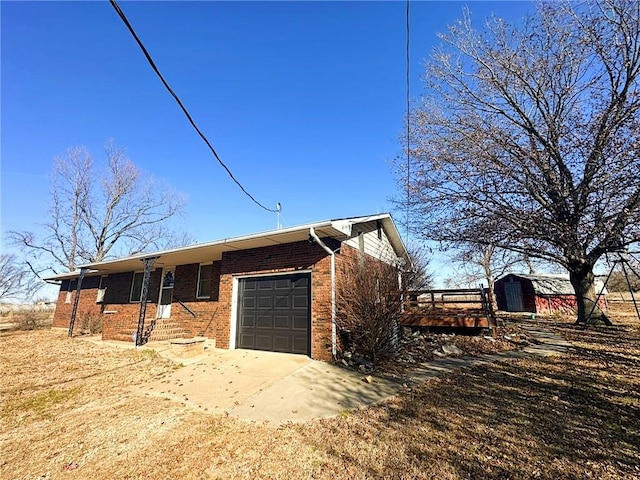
[401,288,496,329]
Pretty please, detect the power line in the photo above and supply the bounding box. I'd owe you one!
[109,0,277,213]
[405,0,411,242]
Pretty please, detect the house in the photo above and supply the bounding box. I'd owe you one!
[493,273,607,315]
[45,214,409,361]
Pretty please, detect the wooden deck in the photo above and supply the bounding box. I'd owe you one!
[400,288,495,329]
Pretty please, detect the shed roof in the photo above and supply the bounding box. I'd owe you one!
[501,273,607,296]
[44,213,408,281]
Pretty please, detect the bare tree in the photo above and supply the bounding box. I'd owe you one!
[336,247,430,367]
[0,254,42,302]
[603,252,640,292]
[399,0,640,325]
[445,243,519,290]
[444,243,547,289]
[11,141,190,274]
[402,242,434,291]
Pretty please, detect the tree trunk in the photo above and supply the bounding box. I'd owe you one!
[569,265,612,326]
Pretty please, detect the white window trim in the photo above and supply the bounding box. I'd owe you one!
[96,275,107,303]
[129,271,144,303]
[64,280,75,304]
[196,263,213,299]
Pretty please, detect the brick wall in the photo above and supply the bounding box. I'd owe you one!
[169,261,225,340]
[50,239,341,359]
[51,276,103,335]
[215,240,336,360]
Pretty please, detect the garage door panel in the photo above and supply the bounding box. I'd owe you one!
[240,314,256,328]
[255,334,273,350]
[238,274,310,355]
[239,333,255,349]
[293,294,308,308]
[292,335,308,353]
[274,315,290,329]
[275,295,290,308]
[273,335,291,352]
[257,295,273,309]
[256,314,273,329]
[292,314,307,330]
[243,297,256,309]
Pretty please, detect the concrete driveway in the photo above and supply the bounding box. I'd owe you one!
[133,345,404,424]
[125,323,570,424]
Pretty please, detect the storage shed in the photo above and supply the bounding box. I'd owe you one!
[494,273,607,315]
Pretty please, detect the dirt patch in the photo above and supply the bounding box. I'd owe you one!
[1,325,639,479]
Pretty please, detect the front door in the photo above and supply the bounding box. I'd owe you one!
[157,269,175,318]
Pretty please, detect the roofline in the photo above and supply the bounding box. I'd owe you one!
[43,213,408,280]
[80,218,337,271]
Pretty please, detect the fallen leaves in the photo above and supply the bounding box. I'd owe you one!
[1,323,638,479]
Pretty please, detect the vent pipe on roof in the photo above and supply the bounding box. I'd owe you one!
[309,227,338,359]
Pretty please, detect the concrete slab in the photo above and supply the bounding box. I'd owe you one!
[111,323,573,424]
[133,349,312,413]
[229,361,403,423]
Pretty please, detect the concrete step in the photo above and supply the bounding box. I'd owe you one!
[147,318,188,342]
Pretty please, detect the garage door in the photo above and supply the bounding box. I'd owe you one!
[237,273,311,355]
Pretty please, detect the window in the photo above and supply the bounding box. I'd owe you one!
[96,275,107,303]
[197,264,213,299]
[130,272,144,302]
[64,280,76,304]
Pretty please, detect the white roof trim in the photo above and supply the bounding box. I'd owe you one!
[43,213,409,280]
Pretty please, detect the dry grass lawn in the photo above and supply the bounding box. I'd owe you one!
[1,318,639,479]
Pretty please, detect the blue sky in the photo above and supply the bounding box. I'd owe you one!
[1,1,534,285]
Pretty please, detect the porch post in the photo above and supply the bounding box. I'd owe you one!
[135,256,159,346]
[68,267,87,337]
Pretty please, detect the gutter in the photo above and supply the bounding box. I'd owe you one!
[309,227,338,359]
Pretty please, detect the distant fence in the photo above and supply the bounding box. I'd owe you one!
[604,292,640,320]
[606,291,640,302]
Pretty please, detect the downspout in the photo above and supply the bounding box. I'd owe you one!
[309,227,337,359]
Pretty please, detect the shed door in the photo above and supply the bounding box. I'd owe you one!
[237,274,310,355]
[504,281,524,312]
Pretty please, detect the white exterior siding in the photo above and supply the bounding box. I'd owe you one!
[344,220,398,264]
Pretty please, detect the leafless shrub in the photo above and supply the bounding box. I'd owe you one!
[336,248,430,367]
[80,312,103,335]
[12,312,52,331]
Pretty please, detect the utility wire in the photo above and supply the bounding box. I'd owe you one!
[405,0,411,242]
[109,0,277,213]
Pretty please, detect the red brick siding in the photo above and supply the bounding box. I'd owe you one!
[51,276,103,335]
[50,239,342,359]
[216,240,335,360]
[99,270,162,341]
[169,261,224,339]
